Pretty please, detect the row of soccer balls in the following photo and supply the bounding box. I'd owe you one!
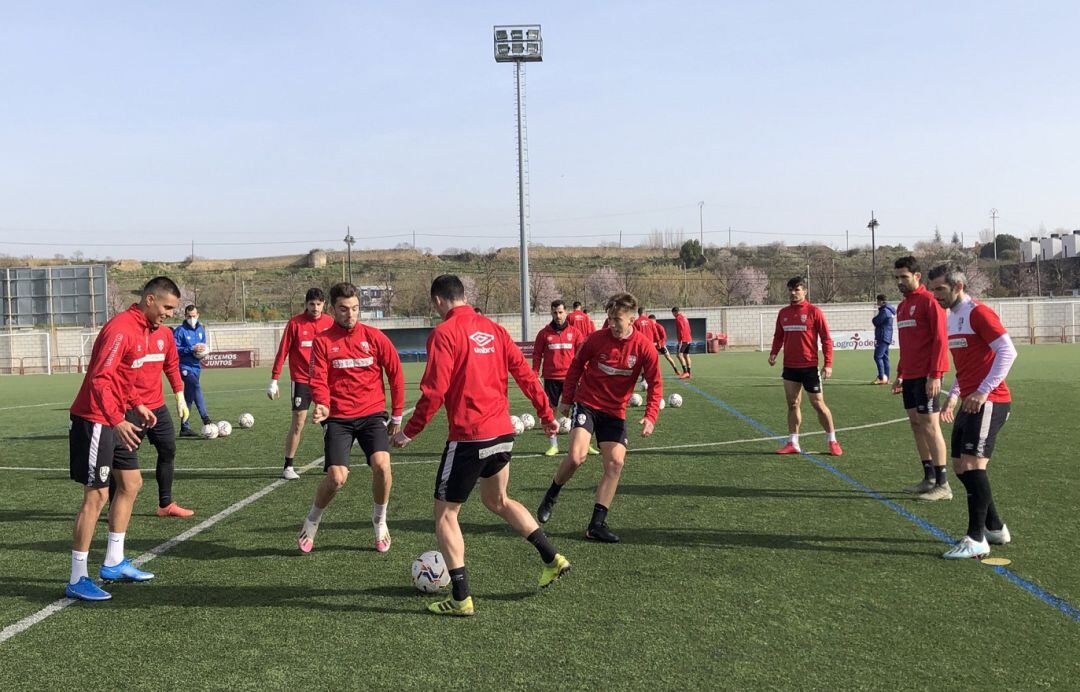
[508,393,683,435]
[199,413,255,439]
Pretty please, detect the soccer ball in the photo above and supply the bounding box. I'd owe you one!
[201,423,219,439]
[659,398,666,410]
[639,380,648,391]
[629,393,643,407]
[558,416,572,434]
[510,415,525,435]
[216,421,233,437]
[411,550,450,593]
[520,413,535,430]
[193,343,210,361]
[237,413,254,429]
[667,393,683,408]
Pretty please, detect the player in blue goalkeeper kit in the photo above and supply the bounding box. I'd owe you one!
[174,304,213,435]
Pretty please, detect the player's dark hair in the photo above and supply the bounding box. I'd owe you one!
[305,287,326,303]
[329,282,358,305]
[894,255,921,274]
[142,276,181,299]
[648,313,656,319]
[474,306,483,314]
[876,293,887,302]
[430,274,465,301]
[671,306,680,313]
[787,276,807,290]
[572,301,582,309]
[184,304,197,315]
[605,292,638,314]
[551,299,565,310]
[637,307,645,315]
[928,264,967,288]
[582,307,589,314]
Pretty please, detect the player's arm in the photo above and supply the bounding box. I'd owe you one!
[817,308,834,378]
[376,330,406,432]
[965,308,1017,413]
[400,330,454,443]
[269,319,293,398]
[308,337,331,423]
[639,346,662,435]
[173,326,192,357]
[942,378,961,423]
[926,300,950,382]
[506,330,555,427]
[768,315,784,365]
[559,336,592,416]
[532,330,545,375]
[163,336,189,422]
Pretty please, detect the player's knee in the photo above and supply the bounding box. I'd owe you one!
[157,440,176,464]
[369,454,391,476]
[786,399,800,411]
[480,490,507,514]
[83,489,108,512]
[602,456,625,475]
[119,474,143,495]
[328,466,349,489]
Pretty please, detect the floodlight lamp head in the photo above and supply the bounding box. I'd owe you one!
[494,24,542,62]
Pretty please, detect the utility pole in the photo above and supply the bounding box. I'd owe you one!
[867,212,879,298]
[698,201,705,247]
[1035,253,1042,296]
[728,226,732,247]
[846,229,849,252]
[618,229,623,248]
[412,229,416,249]
[990,208,999,260]
[344,228,356,284]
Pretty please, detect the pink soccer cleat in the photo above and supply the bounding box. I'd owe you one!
[828,440,843,456]
[297,521,318,554]
[776,442,801,455]
[375,527,392,554]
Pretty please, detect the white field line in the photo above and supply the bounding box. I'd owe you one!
[0,387,271,413]
[0,405,416,645]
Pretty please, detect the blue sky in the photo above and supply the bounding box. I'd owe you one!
[1,1,1077,260]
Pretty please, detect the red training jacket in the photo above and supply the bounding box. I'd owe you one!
[650,320,668,348]
[70,304,153,426]
[896,285,950,380]
[271,311,335,384]
[674,313,692,342]
[404,306,554,442]
[532,321,582,380]
[633,315,656,344]
[562,328,663,423]
[567,309,595,338]
[309,321,405,420]
[770,301,833,369]
[132,325,184,410]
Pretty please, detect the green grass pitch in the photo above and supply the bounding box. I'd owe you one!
[1,346,1079,689]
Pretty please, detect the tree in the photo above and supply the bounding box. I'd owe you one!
[728,267,768,305]
[978,233,1021,260]
[678,239,705,269]
[933,227,943,243]
[529,272,559,313]
[585,267,625,306]
[962,265,991,298]
[951,231,961,246]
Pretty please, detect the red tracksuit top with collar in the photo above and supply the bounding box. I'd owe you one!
[271,311,335,384]
[770,301,833,368]
[651,320,668,348]
[633,315,656,344]
[561,327,663,423]
[674,313,692,342]
[532,320,583,380]
[309,321,405,420]
[567,310,595,338]
[133,325,184,410]
[896,284,950,380]
[70,304,153,426]
[404,305,554,442]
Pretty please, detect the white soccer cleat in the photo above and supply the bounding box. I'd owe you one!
[298,519,319,553]
[282,466,300,480]
[984,524,1011,545]
[942,536,990,560]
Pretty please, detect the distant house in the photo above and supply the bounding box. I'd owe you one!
[357,285,390,318]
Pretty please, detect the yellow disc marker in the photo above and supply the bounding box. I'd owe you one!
[981,557,1012,567]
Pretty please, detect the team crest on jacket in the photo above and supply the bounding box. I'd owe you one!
[910,305,916,315]
[627,355,637,367]
[470,332,495,354]
[800,314,807,323]
[157,339,164,351]
[360,341,370,352]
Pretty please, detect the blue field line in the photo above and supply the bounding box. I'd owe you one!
[675,379,1080,624]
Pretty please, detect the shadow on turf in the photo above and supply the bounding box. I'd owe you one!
[526,483,910,501]
[546,527,928,555]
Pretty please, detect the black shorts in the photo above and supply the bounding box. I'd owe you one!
[951,401,1010,459]
[656,345,669,355]
[571,402,628,447]
[782,366,822,394]
[113,405,174,468]
[291,382,313,412]
[543,379,564,410]
[902,377,940,414]
[677,342,691,355]
[323,414,390,468]
[434,434,515,503]
[69,414,120,488]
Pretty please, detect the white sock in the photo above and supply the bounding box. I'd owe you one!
[826,431,837,442]
[307,504,324,525]
[549,435,558,447]
[70,550,89,584]
[103,532,125,568]
[789,434,800,449]
[372,502,387,526]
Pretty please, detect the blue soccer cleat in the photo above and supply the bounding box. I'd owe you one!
[65,576,112,601]
[99,559,155,582]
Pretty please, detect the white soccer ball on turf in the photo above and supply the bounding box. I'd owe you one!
[193,343,210,361]
[520,413,535,430]
[411,550,451,593]
[629,393,643,407]
[510,415,525,435]
[558,416,572,434]
[659,398,666,410]
[216,421,232,437]
[201,423,219,439]
[667,393,683,408]
[237,413,254,429]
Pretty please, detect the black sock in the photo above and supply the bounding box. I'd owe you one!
[284,457,294,469]
[156,462,174,508]
[967,469,994,540]
[527,528,558,564]
[958,471,989,542]
[590,503,609,528]
[985,499,1004,532]
[921,460,934,482]
[546,480,563,499]
[934,465,948,487]
[449,566,470,602]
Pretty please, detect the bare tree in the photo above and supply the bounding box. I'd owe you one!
[961,264,992,298]
[585,267,626,305]
[529,272,559,313]
[728,267,768,305]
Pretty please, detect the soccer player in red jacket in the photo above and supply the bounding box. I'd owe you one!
[567,300,595,339]
[536,292,663,543]
[297,283,405,554]
[392,275,569,617]
[532,299,586,456]
[64,277,181,601]
[930,265,1017,559]
[267,287,334,480]
[892,256,953,501]
[671,306,693,379]
[648,313,682,376]
[768,277,842,456]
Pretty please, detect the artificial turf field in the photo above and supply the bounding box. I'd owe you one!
[1,345,1078,690]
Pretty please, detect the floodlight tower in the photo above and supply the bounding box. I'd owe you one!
[494,24,542,340]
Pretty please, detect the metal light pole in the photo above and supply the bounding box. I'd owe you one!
[344,228,355,284]
[867,212,879,297]
[495,25,542,340]
[990,208,999,260]
[698,201,705,247]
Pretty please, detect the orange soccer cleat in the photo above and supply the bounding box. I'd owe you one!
[776,443,801,455]
[828,440,843,456]
[156,502,194,518]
